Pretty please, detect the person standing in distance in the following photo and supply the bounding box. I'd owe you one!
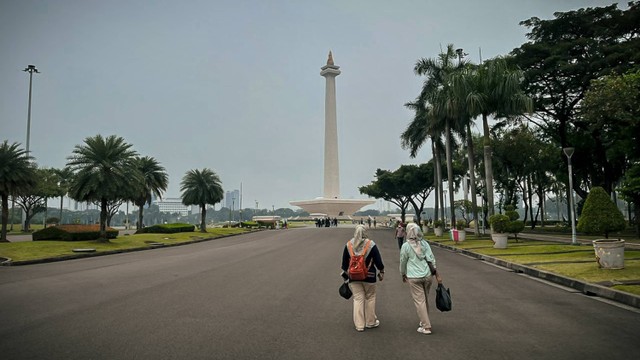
[341,224,385,332]
[395,221,406,249]
[399,223,442,335]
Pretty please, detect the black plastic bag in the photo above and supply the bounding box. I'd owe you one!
[435,283,452,312]
[339,281,352,300]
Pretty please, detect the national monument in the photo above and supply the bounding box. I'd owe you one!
[290,52,375,216]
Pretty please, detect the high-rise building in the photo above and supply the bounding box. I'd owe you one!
[225,190,240,210]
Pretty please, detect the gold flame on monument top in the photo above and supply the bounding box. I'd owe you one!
[327,51,334,65]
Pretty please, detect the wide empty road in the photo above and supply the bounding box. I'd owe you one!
[1,227,639,359]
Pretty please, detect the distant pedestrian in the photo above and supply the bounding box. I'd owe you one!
[395,222,406,249]
[341,224,385,332]
[399,223,442,335]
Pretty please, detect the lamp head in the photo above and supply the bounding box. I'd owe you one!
[563,147,575,158]
[23,65,39,73]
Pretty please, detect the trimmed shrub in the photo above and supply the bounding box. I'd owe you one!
[456,219,466,230]
[505,210,520,221]
[506,220,525,241]
[137,223,195,234]
[489,214,510,233]
[577,186,626,238]
[33,225,118,241]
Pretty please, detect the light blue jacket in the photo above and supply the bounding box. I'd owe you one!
[399,240,436,278]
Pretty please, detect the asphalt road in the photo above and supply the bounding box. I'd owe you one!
[1,227,639,360]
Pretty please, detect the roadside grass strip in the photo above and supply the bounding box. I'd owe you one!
[0,228,253,263]
[429,236,640,296]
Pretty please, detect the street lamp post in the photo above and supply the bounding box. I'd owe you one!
[23,65,40,155]
[22,65,39,231]
[563,147,578,245]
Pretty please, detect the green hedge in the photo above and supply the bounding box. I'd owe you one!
[33,226,118,241]
[137,223,195,234]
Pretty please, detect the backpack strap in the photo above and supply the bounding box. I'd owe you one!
[348,240,374,268]
[348,239,371,256]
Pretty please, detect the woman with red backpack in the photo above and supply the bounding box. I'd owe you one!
[340,224,386,332]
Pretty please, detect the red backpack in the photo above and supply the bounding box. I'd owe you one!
[347,240,372,281]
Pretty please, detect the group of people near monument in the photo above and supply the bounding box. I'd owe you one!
[340,223,442,334]
[316,217,338,227]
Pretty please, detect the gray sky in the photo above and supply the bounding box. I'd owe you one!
[1,0,615,211]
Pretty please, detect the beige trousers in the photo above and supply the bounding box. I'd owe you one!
[408,276,433,329]
[350,282,377,330]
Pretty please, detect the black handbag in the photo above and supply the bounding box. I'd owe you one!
[339,281,352,299]
[435,283,452,312]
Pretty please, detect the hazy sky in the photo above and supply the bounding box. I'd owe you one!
[1,0,616,211]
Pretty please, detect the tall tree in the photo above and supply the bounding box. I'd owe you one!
[359,168,412,223]
[132,156,169,230]
[66,135,139,241]
[180,168,223,233]
[401,101,445,223]
[411,44,466,226]
[462,57,532,217]
[511,2,640,197]
[395,163,436,225]
[0,141,36,242]
[14,168,59,231]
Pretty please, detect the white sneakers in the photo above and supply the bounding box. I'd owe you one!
[417,327,432,335]
[366,319,380,329]
[356,319,380,332]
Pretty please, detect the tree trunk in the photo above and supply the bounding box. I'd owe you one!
[482,113,495,216]
[435,141,444,223]
[432,140,440,223]
[99,198,108,241]
[200,205,207,232]
[1,194,9,242]
[138,204,144,230]
[59,195,64,225]
[43,197,48,227]
[466,122,480,237]
[445,123,456,227]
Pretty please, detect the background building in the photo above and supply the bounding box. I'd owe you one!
[153,197,191,216]
[225,190,240,210]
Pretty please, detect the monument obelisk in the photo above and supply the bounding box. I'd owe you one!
[321,51,340,199]
[290,52,374,216]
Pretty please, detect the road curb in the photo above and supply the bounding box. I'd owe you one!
[430,241,640,309]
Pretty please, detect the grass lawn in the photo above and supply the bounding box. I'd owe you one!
[428,234,640,296]
[0,228,252,262]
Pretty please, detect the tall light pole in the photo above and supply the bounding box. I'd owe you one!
[563,147,578,245]
[21,65,39,231]
[23,65,40,155]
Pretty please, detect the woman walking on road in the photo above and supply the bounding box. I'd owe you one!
[399,223,442,335]
[341,224,385,332]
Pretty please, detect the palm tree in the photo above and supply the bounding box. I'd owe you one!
[66,135,139,241]
[464,57,533,216]
[132,156,169,230]
[401,101,445,224]
[180,168,223,233]
[0,141,36,242]
[447,65,483,236]
[414,44,465,227]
